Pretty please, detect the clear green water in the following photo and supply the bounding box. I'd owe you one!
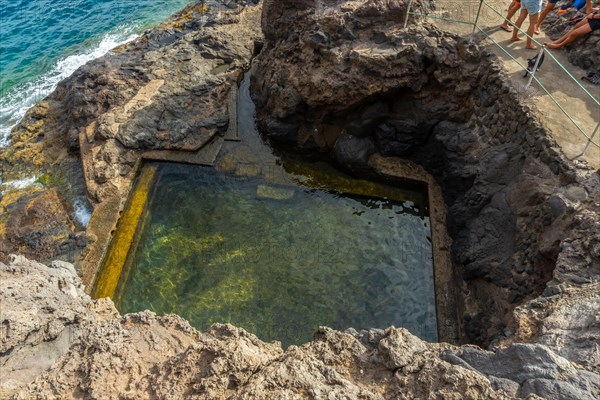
[115,162,437,346]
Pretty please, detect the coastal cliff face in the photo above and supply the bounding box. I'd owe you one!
[2,255,599,400]
[1,1,600,399]
[0,1,262,266]
[251,0,600,366]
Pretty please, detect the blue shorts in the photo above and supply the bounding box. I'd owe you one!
[521,0,543,14]
[549,0,586,5]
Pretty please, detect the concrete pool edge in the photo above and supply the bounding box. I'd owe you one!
[80,81,242,291]
[91,164,157,299]
[83,70,458,344]
[87,150,458,345]
[368,153,459,344]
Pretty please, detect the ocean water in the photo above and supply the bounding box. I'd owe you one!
[0,0,194,146]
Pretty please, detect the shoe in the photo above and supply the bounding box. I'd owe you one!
[582,71,600,85]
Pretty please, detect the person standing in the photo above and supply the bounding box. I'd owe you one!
[534,0,559,33]
[511,0,544,49]
[501,1,522,31]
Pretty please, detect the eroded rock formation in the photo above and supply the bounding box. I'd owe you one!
[0,1,599,398]
[0,0,262,266]
[250,0,600,364]
[2,255,599,399]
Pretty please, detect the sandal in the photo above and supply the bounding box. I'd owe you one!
[500,25,513,32]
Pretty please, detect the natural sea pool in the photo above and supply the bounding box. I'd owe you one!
[109,161,437,347]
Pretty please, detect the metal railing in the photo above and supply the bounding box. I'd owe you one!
[404,0,600,158]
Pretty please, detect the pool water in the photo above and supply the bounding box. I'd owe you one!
[99,72,437,346]
[112,161,437,346]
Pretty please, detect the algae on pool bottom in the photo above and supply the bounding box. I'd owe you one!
[104,162,437,347]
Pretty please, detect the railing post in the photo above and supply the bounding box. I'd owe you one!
[473,0,484,33]
[404,0,414,28]
[573,121,600,159]
[525,47,545,90]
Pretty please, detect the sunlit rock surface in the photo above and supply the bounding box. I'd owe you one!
[2,255,599,399]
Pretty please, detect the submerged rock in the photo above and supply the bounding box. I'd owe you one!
[256,184,295,200]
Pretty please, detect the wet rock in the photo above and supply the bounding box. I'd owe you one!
[345,101,389,137]
[333,134,376,169]
[0,189,87,263]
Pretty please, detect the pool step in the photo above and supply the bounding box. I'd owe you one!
[256,184,295,200]
[142,136,224,166]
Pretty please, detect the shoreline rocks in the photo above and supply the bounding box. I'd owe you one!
[0,1,263,267]
[0,0,599,398]
[2,255,599,399]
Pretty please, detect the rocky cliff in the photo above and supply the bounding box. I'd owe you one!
[2,255,599,399]
[1,0,599,399]
[251,0,600,367]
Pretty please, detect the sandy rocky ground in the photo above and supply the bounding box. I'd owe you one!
[430,0,600,168]
[0,1,599,399]
[1,255,598,399]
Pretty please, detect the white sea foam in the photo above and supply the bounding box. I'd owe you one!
[0,28,139,147]
[0,176,39,192]
[73,197,93,227]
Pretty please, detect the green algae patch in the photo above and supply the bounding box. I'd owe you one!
[93,164,156,299]
[281,156,427,211]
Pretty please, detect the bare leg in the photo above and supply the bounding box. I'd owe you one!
[501,1,521,31]
[526,13,540,49]
[573,14,594,30]
[512,9,529,41]
[547,23,592,48]
[535,3,556,33]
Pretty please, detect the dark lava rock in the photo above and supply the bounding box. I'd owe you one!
[333,133,376,169]
[249,0,600,367]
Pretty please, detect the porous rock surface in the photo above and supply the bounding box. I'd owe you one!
[0,0,599,398]
[2,255,599,399]
[0,0,262,264]
[251,0,600,367]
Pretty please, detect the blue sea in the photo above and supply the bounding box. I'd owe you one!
[0,0,197,146]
